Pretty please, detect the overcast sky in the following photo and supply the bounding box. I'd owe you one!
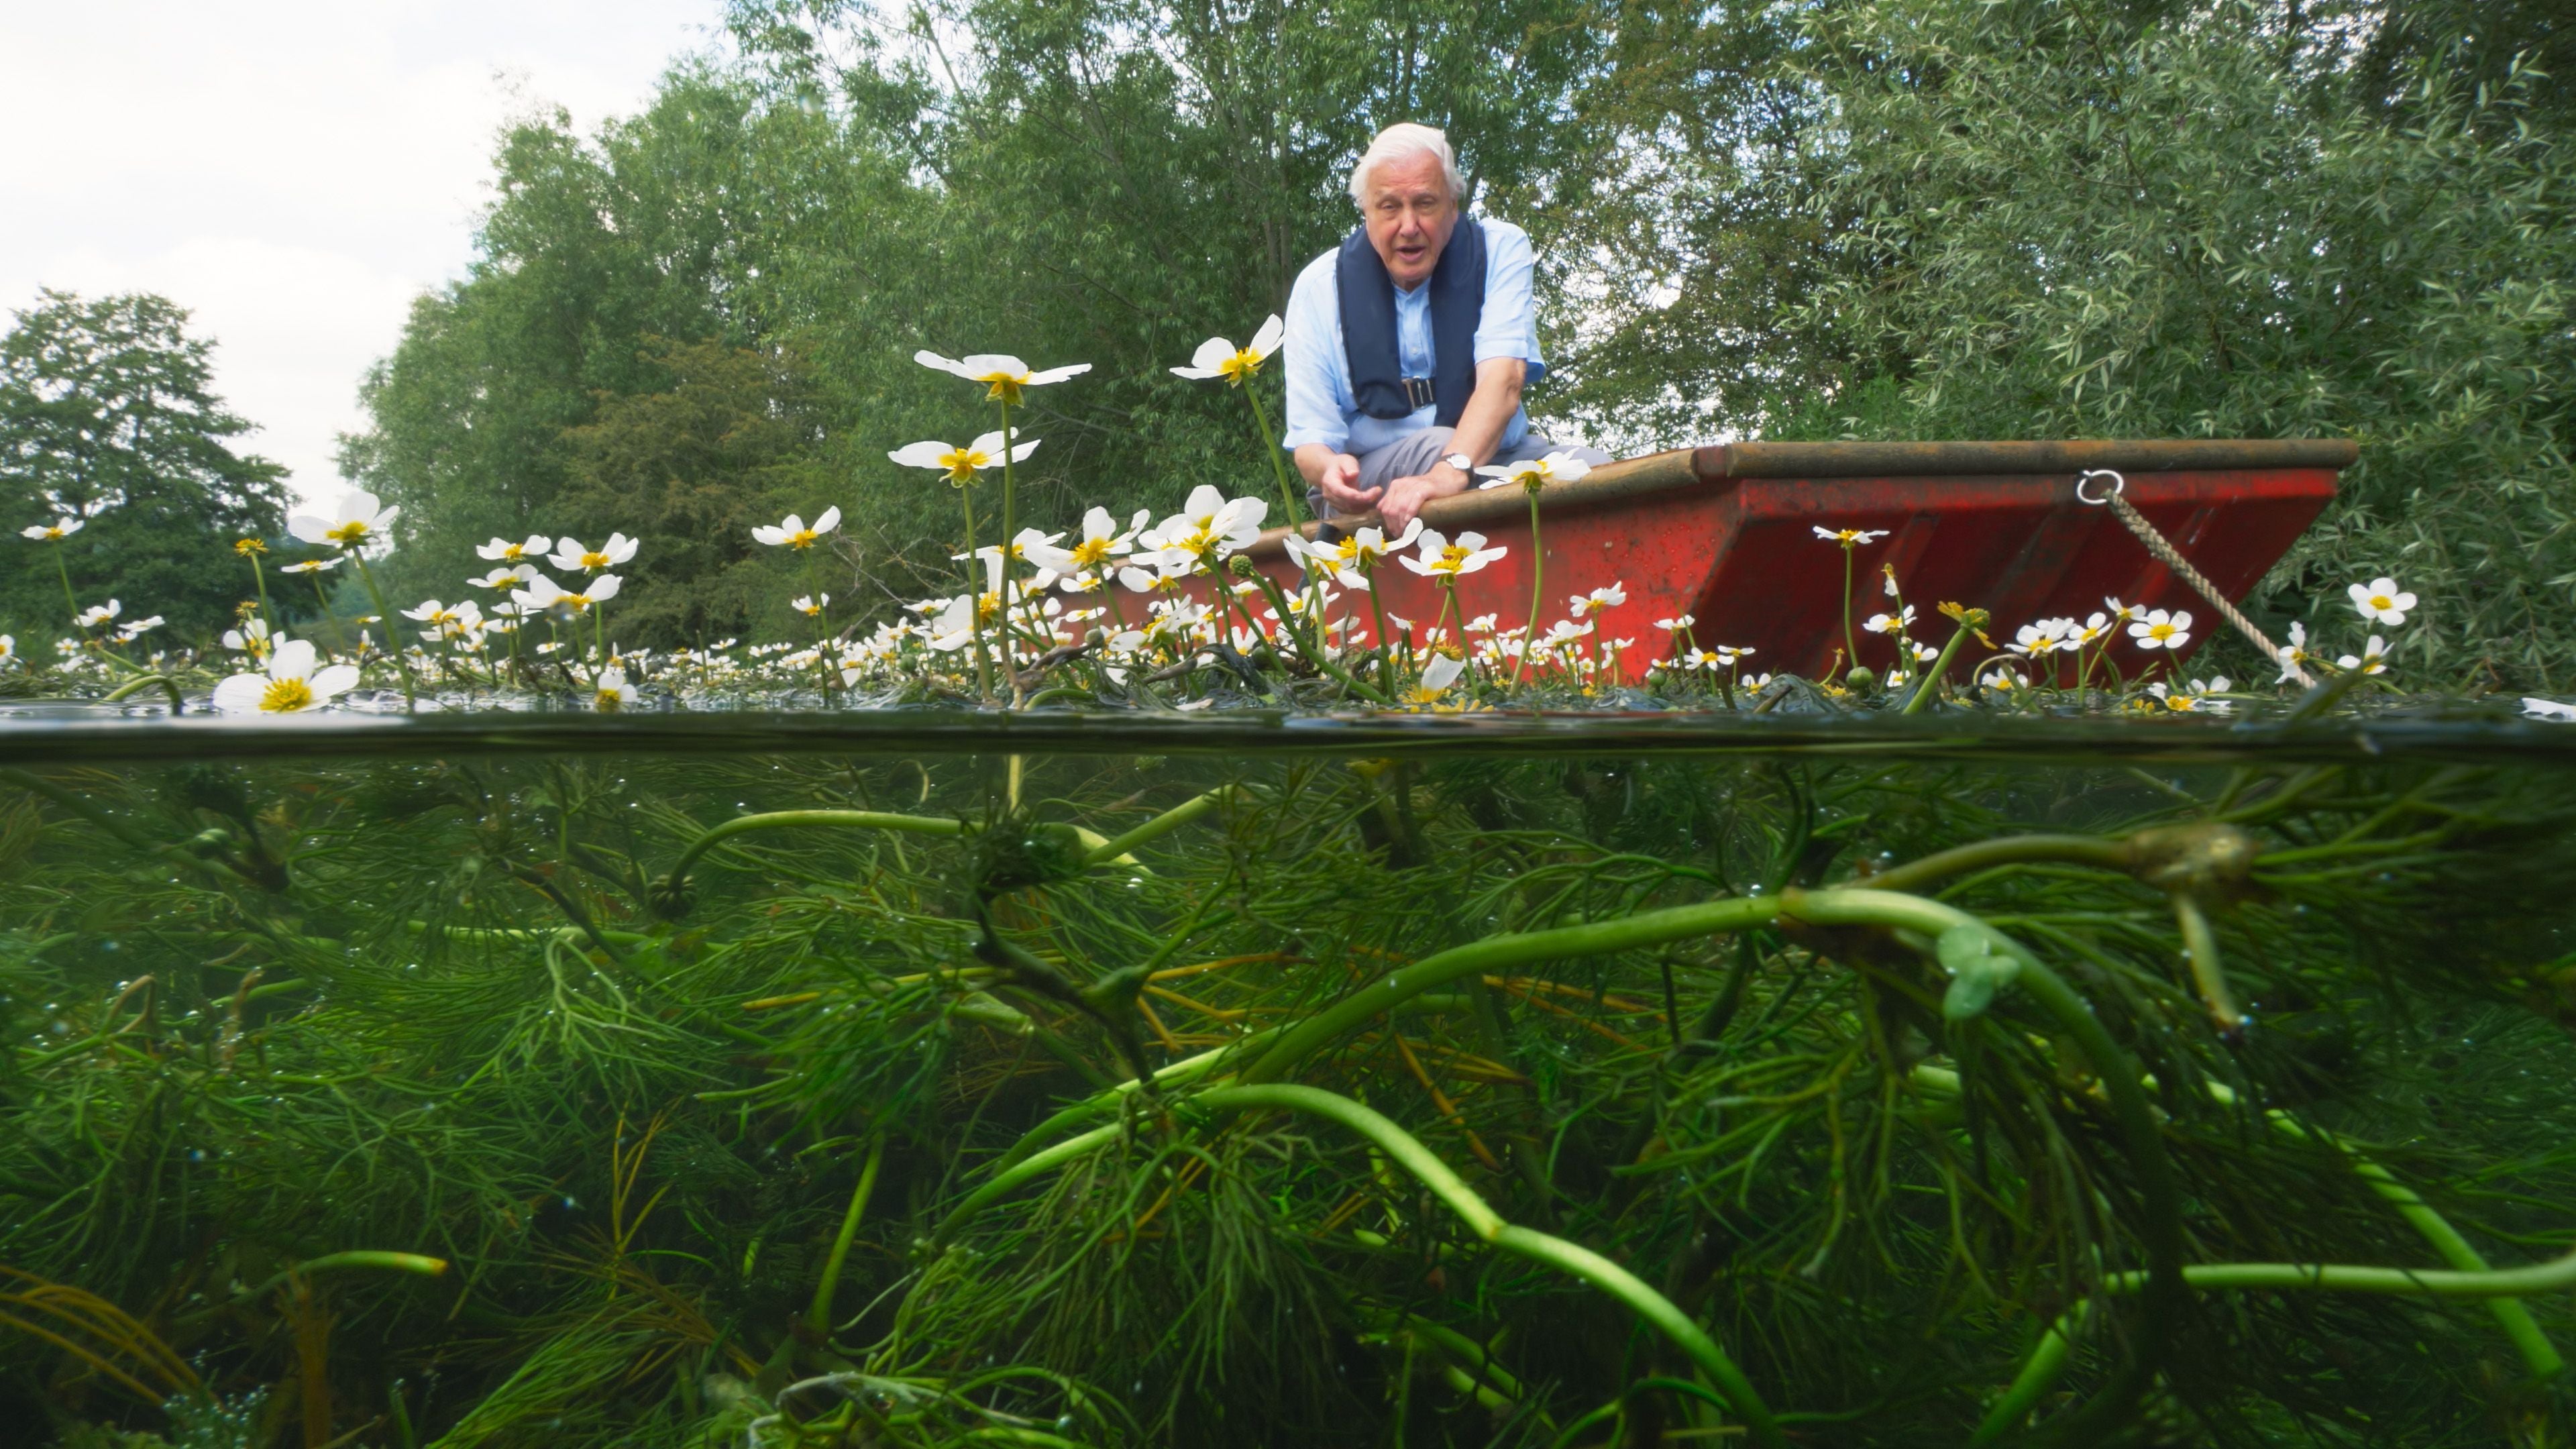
[0,1,722,509]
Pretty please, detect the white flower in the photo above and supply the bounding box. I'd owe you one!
[116,616,163,642]
[280,557,342,576]
[2128,608,2193,650]
[889,429,1039,485]
[2011,619,2070,656]
[20,516,83,541]
[2102,596,2139,625]
[2337,635,2388,675]
[76,600,121,629]
[1474,449,1595,491]
[211,639,361,714]
[1401,528,1507,579]
[288,490,400,550]
[753,507,842,549]
[1144,485,1268,568]
[549,534,639,573]
[2521,697,2576,720]
[1863,605,1917,636]
[592,666,639,712]
[1980,666,2031,690]
[469,564,535,590]
[2148,676,2233,713]
[792,593,829,617]
[1654,613,1695,633]
[477,533,552,562]
[1170,315,1285,385]
[1569,582,1627,617]
[0,635,13,665]
[1813,526,1889,545]
[2347,576,2416,627]
[1028,506,1147,576]
[914,350,1091,405]
[2275,621,2311,683]
[1403,651,1468,703]
[2065,612,2114,649]
[512,572,623,613]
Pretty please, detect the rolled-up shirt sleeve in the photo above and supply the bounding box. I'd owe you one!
[1279,254,1348,453]
[1472,221,1547,384]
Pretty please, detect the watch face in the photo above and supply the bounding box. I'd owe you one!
[1443,453,1472,470]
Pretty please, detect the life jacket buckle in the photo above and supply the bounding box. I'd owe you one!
[1402,376,1437,410]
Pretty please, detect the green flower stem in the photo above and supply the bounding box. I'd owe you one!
[48,539,83,631]
[1081,786,1237,867]
[997,396,1025,707]
[99,674,185,713]
[1839,543,1860,680]
[1785,887,2184,1432]
[2214,1081,2565,1377]
[1859,833,2133,894]
[958,484,994,703]
[807,1134,885,1336]
[933,1121,1122,1244]
[1242,895,1784,1085]
[1240,384,1303,529]
[1510,485,1542,688]
[1976,1240,2576,1443]
[1238,566,1391,704]
[347,551,417,707]
[1899,616,1980,714]
[247,550,276,635]
[655,809,965,913]
[1197,1084,1784,1449]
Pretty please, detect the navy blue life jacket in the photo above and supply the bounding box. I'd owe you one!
[1336,216,1485,428]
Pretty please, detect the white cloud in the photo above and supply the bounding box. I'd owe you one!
[0,0,720,508]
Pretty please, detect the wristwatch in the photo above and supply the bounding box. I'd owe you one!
[1440,451,1474,475]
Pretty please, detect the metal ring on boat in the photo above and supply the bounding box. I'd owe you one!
[2074,468,2127,504]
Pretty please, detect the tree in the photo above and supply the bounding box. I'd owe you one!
[555,336,847,645]
[0,290,290,641]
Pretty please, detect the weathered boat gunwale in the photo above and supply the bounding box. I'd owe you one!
[1241,437,2361,560]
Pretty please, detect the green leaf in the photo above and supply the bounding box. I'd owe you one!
[1939,925,2019,1022]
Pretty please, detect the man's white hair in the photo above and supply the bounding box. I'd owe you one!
[1348,123,1466,206]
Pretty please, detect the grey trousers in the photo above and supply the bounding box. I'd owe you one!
[1316,426,1616,528]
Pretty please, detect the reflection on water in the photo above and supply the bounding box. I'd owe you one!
[4,733,2573,1446]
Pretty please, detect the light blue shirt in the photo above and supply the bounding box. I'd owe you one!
[1279,216,1546,457]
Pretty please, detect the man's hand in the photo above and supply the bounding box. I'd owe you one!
[1379,461,1470,534]
[1311,451,1373,515]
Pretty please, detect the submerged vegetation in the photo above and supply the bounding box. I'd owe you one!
[6,735,2576,1446]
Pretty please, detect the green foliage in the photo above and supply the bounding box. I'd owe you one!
[7,745,2576,1445]
[0,292,290,643]
[1772,0,2576,686]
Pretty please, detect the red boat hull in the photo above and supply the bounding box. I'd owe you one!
[1216,439,2349,680]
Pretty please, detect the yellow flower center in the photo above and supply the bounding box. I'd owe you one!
[259,677,315,712]
[787,529,818,549]
[594,688,624,712]
[2149,623,2177,641]
[2162,694,2196,712]
[326,521,370,545]
[502,543,525,559]
[580,550,609,570]
[1218,349,1263,384]
[234,538,264,555]
[2370,594,2393,610]
[941,447,990,484]
[1434,545,1471,572]
[977,375,1026,405]
[1070,537,1113,568]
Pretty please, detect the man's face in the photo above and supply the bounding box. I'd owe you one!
[1362,151,1457,291]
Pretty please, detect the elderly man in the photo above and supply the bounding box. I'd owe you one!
[1281,123,1611,536]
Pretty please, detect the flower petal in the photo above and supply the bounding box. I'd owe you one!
[1250,313,1285,359]
[1024,363,1091,384]
[211,674,271,714]
[308,664,361,701]
[270,638,319,680]
[1190,336,1236,372]
[889,441,954,469]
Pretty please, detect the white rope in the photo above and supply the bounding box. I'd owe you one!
[2075,469,2313,687]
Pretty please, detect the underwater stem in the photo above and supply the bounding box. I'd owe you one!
[1199,1083,1784,1448]
[808,1135,886,1336]
[1083,786,1236,867]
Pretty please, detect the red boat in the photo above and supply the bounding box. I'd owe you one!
[1224,439,2353,680]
